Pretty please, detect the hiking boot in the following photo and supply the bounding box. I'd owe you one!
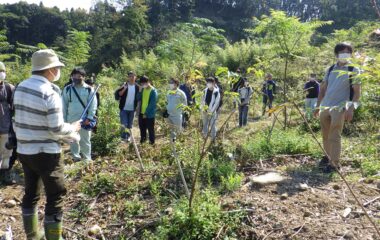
[22,209,45,240]
[44,215,63,240]
[323,164,339,174]
[318,156,329,169]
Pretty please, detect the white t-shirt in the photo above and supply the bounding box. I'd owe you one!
[124,84,136,111]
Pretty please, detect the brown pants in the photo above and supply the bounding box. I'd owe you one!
[19,153,66,216]
[320,109,345,167]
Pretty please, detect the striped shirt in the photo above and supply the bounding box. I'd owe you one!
[14,75,75,154]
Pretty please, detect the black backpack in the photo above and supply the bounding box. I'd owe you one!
[327,65,355,101]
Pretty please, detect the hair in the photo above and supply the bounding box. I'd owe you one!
[85,79,94,85]
[334,42,353,55]
[206,77,215,83]
[170,78,179,86]
[71,67,86,77]
[32,70,48,75]
[140,75,150,83]
[310,73,317,78]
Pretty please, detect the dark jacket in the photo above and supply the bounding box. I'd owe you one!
[115,84,140,111]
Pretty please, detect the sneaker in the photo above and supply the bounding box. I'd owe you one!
[318,156,329,169]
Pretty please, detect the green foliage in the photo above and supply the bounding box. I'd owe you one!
[91,76,122,156]
[239,129,319,161]
[64,29,91,67]
[154,190,241,239]
[81,173,116,197]
[220,173,244,192]
[123,198,144,217]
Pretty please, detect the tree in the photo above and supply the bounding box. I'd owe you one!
[0,30,15,61]
[65,29,92,67]
[249,10,331,128]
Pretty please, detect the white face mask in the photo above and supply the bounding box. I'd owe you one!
[0,72,6,80]
[338,53,351,62]
[142,84,148,89]
[244,82,249,87]
[169,84,175,90]
[49,68,61,82]
[207,83,213,89]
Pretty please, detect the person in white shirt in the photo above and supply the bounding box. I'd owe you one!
[200,77,221,140]
[115,71,140,142]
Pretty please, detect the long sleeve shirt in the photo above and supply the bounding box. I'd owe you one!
[166,88,187,117]
[14,75,76,154]
[62,83,97,123]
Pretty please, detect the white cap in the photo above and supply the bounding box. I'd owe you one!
[31,49,64,71]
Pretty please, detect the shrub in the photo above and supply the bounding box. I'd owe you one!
[155,190,241,239]
[81,173,116,197]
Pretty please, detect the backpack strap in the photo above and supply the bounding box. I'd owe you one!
[4,83,12,105]
[348,66,354,101]
[327,65,335,80]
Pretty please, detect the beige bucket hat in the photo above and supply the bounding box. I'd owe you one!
[32,49,65,71]
[0,62,5,71]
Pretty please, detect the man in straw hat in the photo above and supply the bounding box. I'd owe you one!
[13,49,81,240]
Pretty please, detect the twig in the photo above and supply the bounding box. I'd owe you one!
[63,226,97,240]
[214,224,226,239]
[223,208,255,214]
[364,196,380,207]
[262,230,274,240]
[129,128,144,171]
[339,231,349,240]
[290,222,305,239]
[170,140,190,199]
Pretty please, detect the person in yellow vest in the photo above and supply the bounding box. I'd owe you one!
[138,76,158,144]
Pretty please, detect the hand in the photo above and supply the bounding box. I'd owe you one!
[345,108,354,122]
[72,121,82,132]
[313,109,320,118]
[84,119,91,126]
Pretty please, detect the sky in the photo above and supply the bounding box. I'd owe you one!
[0,0,95,11]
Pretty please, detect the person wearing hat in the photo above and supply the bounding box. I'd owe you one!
[237,78,253,127]
[138,75,157,144]
[13,49,81,240]
[200,77,221,140]
[115,71,140,142]
[165,78,187,141]
[62,67,97,162]
[0,61,15,183]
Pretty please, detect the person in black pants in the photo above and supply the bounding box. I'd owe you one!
[138,76,158,144]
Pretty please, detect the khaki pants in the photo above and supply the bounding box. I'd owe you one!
[320,109,345,167]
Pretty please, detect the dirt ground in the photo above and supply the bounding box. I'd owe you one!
[1,154,379,240]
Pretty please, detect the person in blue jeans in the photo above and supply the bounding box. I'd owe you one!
[238,78,253,127]
[115,71,140,142]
